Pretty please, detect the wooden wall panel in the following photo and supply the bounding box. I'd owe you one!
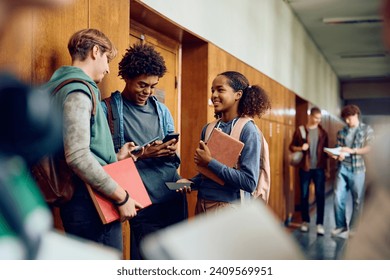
[181,42,209,218]
[0,9,33,83]
[269,83,284,124]
[90,0,129,97]
[32,2,89,85]
[284,124,296,224]
[31,0,129,92]
[285,88,296,126]
[269,122,286,219]
[180,42,209,179]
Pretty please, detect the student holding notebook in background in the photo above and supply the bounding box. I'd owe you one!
[179,71,271,214]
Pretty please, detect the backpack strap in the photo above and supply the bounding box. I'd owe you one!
[103,97,114,135]
[299,125,306,140]
[204,119,220,142]
[52,78,97,125]
[230,117,253,139]
[102,95,123,152]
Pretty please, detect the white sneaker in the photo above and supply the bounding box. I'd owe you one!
[316,224,325,235]
[300,222,309,232]
[331,227,348,237]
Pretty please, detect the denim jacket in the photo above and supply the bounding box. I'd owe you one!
[101,90,175,152]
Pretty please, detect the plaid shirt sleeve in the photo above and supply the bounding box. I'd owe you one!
[336,124,374,173]
[352,123,374,172]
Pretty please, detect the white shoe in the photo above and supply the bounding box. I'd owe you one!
[316,224,325,235]
[300,222,309,232]
[331,227,348,237]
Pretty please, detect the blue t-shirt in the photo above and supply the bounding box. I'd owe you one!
[122,98,180,203]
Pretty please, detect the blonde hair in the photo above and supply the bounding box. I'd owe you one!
[67,28,117,62]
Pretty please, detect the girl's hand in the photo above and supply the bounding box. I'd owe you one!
[194,141,212,167]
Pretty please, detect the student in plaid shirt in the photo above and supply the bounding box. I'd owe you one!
[330,105,374,238]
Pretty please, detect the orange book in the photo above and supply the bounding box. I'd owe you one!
[86,158,152,224]
[197,128,244,185]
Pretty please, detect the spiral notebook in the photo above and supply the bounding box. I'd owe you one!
[86,157,152,224]
[196,128,244,185]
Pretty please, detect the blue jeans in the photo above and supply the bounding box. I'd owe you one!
[333,165,365,229]
[299,168,325,224]
[60,184,123,251]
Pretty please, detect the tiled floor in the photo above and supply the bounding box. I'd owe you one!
[288,192,352,260]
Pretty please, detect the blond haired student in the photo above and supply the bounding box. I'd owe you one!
[46,29,142,250]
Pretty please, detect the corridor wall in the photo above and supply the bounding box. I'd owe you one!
[140,0,341,116]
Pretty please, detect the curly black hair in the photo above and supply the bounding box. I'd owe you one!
[118,43,167,80]
[215,71,271,119]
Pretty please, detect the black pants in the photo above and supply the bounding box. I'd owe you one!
[130,194,188,259]
[299,168,325,225]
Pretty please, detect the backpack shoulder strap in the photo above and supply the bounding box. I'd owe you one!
[230,117,253,139]
[205,119,220,142]
[102,94,122,152]
[299,125,306,140]
[103,97,114,135]
[52,78,97,117]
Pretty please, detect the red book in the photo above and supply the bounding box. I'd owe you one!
[197,128,244,185]
[86,158,152,224]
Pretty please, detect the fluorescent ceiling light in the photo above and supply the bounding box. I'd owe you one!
[340,53,388,59]
[323,16,383,24]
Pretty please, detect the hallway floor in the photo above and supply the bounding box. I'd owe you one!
[288,192,352,260]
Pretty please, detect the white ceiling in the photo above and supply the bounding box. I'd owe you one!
[285,0,390,81]
[285,0,390,116]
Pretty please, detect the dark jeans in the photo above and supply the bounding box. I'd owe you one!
[299,168,325,225]
[130,193,188,260]
[60,185,122,251]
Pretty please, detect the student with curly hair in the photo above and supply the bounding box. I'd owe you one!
[330,104,374,237]
[180,71,271,214]
[101,43,187,259]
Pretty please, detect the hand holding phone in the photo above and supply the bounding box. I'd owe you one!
[165,182,194,191]
[162,133,180,143]
[131,136,159,154]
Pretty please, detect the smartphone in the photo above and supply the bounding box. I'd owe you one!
[131,136,159,154]
[162,133,180,143]
[165,182,194,191]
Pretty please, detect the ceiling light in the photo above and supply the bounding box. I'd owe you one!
[340,53,388,59]
[323,16,383,25]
